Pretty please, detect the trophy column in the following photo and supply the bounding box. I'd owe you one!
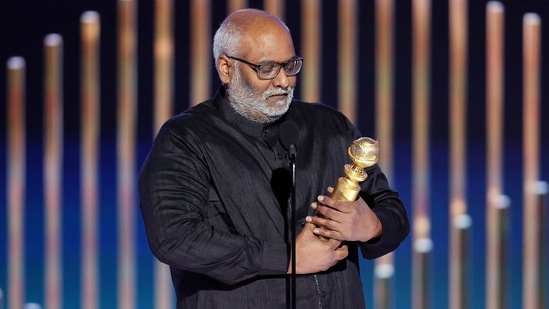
[317,137,379,241]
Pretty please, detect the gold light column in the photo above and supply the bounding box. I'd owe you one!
[190,0,211,105]
[338,0,357,124]
[448,0,468,220]
[264,0,285,20]
[485,3,506,309]
[448,0,469,308]
[7,56,26,309]
[411,0,432,308]
[522,13,541,309]
[450,214,471,309]
[374,0,395,308]
[535,181,548,309]
[493,195,511,309]
[154,0,174,134]
[81,11,100,309]
[301,0,321,103]
[154,0,175,308]
[228,0,247,13]
[44,33,64,309]
[118,1,137,308]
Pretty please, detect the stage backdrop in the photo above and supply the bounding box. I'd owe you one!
[0,0,548,308]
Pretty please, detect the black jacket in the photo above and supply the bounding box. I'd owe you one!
[139,87,409,308]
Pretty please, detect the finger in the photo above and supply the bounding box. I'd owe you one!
[316,195,337,210]
[301,222,317,233]
[312,225,344,241]
[305,210,341,230]
[306,215,332,228]
[317,194,344,211]
[317,194,332,206]
[320,194,357,214]
[307,206,342,226]
[335,244,349,259]
[315,204,344,222]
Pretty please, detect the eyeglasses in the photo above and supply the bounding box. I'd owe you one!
[226,55,303,80]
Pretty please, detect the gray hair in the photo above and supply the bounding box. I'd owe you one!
[212,19,242,67]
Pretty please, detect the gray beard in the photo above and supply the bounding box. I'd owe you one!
[226,66,294,123]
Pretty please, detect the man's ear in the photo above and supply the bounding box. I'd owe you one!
[217,55,232,84]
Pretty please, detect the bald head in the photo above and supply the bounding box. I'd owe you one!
[213,9,294,66]
[225,9,287,32]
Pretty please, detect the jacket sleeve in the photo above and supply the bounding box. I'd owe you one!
[138,123,289,285]
[334,113,409,258]
[357,164,410,259]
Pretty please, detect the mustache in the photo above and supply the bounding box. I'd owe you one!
[263,87,294,99]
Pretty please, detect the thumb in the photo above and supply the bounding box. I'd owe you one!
[335,244,349,259]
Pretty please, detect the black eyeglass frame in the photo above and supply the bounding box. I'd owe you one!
[226,55,304,80]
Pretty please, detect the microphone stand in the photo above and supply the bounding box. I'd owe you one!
[289,144,297,309]
[279,120,300,309]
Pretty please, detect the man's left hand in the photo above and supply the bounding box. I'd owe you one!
[306,187,382,242]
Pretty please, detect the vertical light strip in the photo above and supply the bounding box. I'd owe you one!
[535,181,548,309]
[522,13,541,309]
[301,0,321,103]
[450,214,471,309]
[264,0,285,20]
[449,0,467,218]
[495,195,511,309]
[190,0,211,106]
[44,33,64,309]
[411,0,432,308]
[338,0,357,123]
[227,0,248,13]
[374,0,394,180]
[80,11,100,309]
[449,0,469,308]
[117,1,137,308]
[154,0,174,308]
[7,56,26,309]
[154,0,174,134]
[412,0,431,240]
[485,3,506,309]
[373,1,395,308]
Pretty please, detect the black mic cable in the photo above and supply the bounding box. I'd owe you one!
[279,121,299,309]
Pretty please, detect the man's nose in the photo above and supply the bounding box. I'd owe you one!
[272,67,290,88]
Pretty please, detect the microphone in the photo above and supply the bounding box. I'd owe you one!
[279,121,299,160]
[279,120,300,309]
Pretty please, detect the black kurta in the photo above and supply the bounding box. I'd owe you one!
[139,87,409,308]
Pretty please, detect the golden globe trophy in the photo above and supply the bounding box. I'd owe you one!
[317,137,379,241]
[331,137,379,201]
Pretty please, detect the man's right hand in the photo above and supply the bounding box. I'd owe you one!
[287,223,349,274]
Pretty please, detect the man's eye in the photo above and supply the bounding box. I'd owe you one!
[259,63,276,72]
[285,61,297,70]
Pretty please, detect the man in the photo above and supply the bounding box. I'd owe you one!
[139,8,409,308]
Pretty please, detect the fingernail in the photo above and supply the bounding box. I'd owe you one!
[306,216,312,222]
[311,202,317,209]
[317,195,324,202]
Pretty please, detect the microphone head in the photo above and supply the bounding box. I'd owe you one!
[279,120,300,150]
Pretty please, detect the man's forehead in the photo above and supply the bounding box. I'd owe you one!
[237,29,295,60]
